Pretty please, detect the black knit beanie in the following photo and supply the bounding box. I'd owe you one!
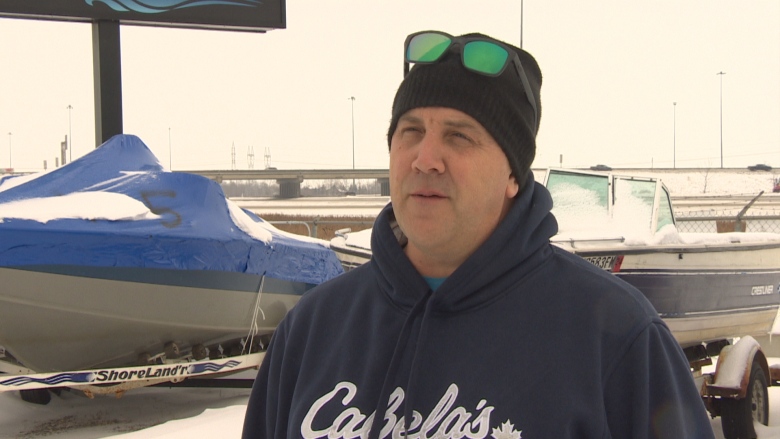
[387,33,542,187]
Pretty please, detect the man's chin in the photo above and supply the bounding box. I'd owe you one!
[404,227,453,250]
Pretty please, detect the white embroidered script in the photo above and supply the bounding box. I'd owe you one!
[300,381,521,439]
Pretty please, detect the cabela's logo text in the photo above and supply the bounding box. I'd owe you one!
[301,382,522,439]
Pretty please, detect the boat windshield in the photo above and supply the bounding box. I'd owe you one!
[545,170,611,232]
[545,169,675,237]
[613,178,655,231]
[657,187,675,231]
[546,171,610,210]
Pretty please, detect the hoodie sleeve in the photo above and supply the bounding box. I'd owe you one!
[242,320,294,439]
[603,320,715,439]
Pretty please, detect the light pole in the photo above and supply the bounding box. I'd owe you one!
[67,105,73,164]
[520,0,524,48]
[7,132,11,169]
[168,127,172,169]
[717,71,726,168]
[673,102,676,169]
[348,96,356,191]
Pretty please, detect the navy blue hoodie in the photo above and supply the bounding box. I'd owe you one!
[243,177,714,439]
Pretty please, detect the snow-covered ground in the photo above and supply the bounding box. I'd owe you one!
[0,382,252,438]
[3,367,780,439]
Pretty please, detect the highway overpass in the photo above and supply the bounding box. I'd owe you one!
[180,169,391,197]
[179,167,779,198]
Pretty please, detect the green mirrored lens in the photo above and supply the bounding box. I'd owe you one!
[463,41,509,75]
[407,33,451,63]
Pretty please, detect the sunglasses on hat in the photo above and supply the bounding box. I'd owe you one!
[403,30,538,132]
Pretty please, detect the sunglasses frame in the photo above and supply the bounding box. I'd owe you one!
[403,30,538,133]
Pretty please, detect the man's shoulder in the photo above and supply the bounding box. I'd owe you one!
[294,263,378,312]
[541,246,660,318]
[548,246,642,292]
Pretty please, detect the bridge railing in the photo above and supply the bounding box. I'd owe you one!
[269,219,375,240]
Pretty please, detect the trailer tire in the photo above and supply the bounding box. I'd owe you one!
[20,389,51,405]
[191,344,208,360]
[720,360,768,439]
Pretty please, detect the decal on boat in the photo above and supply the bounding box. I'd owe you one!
[583,255,618,271]
[751,285,775,296]
[0,358,245,389]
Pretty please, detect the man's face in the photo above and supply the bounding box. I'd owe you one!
[389,107,520,277]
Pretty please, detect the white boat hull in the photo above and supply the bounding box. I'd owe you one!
[331,231,780,349]
[0,266,305,372]
[566,241,780,348]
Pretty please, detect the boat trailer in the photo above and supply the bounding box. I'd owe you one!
[688,335,780,439]
[0,345,263,405]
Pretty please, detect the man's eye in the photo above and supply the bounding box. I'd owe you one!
[452,132,472,142]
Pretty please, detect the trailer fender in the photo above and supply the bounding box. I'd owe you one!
[707,336,770,399]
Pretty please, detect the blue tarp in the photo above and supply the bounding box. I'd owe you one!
[0,134,343,285]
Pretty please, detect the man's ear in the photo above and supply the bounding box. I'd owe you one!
[506,174,520,198]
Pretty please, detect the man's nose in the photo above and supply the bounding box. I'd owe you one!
[412,134,445,174]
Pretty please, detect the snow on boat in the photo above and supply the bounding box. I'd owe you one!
[330,168,780,349]
[0,134,344,373]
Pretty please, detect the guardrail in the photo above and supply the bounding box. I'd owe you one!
[269,219,374,239]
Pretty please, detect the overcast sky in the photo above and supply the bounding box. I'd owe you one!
[1,0,778,172]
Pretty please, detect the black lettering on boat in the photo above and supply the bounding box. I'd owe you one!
[583,255,617,271]
[90,364,191,383]
[140,190,182,228]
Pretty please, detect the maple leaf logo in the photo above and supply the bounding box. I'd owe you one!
[491,420,522,439]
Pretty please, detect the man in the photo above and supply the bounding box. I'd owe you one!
[243,31,715,439]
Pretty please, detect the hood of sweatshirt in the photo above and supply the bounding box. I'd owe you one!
[363,173,559,438]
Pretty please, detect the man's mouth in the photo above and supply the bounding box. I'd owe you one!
[412,191,446,198]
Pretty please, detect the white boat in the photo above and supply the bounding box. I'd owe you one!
[0,135,344,373]
[330,168,780,350]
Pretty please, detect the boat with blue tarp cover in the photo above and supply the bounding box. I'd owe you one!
[0,134,343,373]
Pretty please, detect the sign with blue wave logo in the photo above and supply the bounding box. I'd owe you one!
[0,0,284,32]
[0,372,94,387]
[0,354,261,392]
[85,0,261,14]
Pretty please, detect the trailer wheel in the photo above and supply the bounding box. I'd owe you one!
[720,360,768,439]
[164,342,180,359]
[191,344,208,360]
[20,389,51,405]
